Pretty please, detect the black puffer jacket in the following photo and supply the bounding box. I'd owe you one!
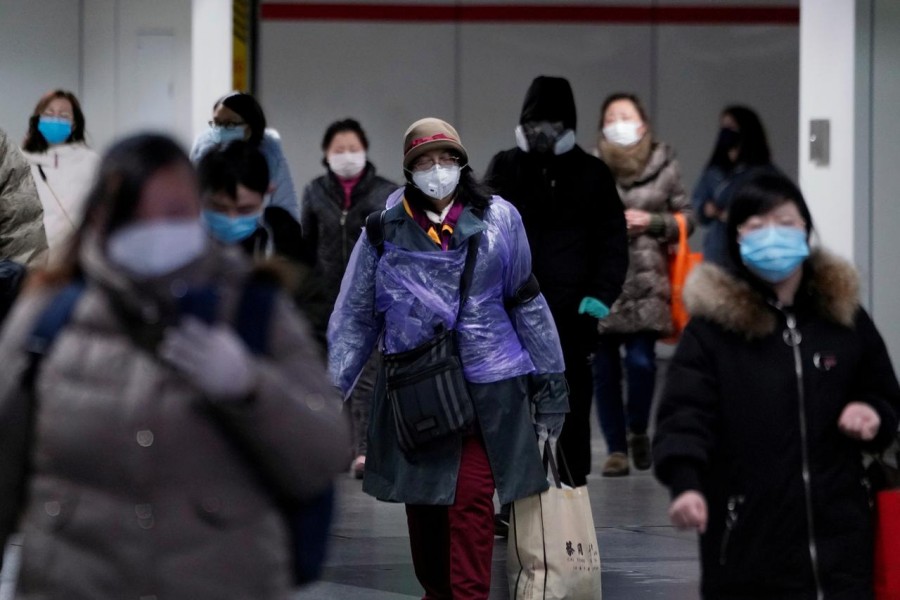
[485,77,627,351]
[653,251,900,600]
[300,164,396,342]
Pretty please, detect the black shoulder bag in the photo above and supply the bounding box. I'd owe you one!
[374,218,481,454]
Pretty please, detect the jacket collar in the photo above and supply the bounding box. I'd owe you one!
[683,249,859,339]
[383,193,487,251]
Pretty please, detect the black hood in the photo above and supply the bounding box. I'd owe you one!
[519,76,577,131]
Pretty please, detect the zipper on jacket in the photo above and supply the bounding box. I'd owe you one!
[340,209,349,265]
[718,494,745,566]
[783,311,824,600]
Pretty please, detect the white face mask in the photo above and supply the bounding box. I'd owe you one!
[327,151,367,179]
[107,219,208,278]
[412,164,461,201]
[602,120,643,146]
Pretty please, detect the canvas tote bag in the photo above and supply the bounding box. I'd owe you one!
[508,444,602,600]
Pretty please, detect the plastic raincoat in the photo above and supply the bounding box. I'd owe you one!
[328,189,567,504]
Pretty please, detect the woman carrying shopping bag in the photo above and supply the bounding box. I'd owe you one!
[592,93,694,477]
[328,118,569,599]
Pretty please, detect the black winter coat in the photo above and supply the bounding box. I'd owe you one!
[653,251,900,600]
[485,146,628,351]
[300,164,397,342]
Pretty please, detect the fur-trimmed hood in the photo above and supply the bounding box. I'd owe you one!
[683,249,859,339]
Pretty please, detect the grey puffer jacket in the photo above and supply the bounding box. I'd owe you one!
[300,164,397,342]
[0,236,348,600]
[0,128,47,266]
[596,141,693,335]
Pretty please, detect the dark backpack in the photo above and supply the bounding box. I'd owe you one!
[25,279,333,586]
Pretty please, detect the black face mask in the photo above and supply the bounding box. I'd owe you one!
[520,121,566,154]
[715,127,741,157]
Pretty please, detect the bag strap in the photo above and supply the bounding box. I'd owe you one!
[365,210,386,257]
[234,282,278,356]
[541,439,577,489]
[455,231,482,325]
[673,212,688,250]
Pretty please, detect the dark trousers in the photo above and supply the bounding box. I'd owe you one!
[405,436,495,600]
[592,332,658,454]
[556,342,594,487]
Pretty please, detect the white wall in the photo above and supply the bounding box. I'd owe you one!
[0,0,81,142]
[258,2,800,206]
[192,0,233,141]
[2,0,223,156]
[800,0,900,361]
[798,0,857,260]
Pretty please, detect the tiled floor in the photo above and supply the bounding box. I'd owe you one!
[1,349,701,599]
[293,450,700,600]
[0,450,701,600]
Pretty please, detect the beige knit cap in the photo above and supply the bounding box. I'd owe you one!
[402,117,468,170]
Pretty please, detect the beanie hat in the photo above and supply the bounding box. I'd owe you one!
[519,76,577,131]
[402,118,468,170]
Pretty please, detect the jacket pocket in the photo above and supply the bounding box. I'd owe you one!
[719,494,745,566]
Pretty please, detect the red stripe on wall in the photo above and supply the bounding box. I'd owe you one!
[260,3,799,25]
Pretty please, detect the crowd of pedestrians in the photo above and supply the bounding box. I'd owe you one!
[0,79,896,600]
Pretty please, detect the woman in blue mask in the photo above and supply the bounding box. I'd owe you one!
[21,90,99,264]
[190,92,300,222]
[197,140,307,266]
[653,172,900,599]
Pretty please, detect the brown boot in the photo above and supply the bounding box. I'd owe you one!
[602,452,630,477]
[628,433,652,471]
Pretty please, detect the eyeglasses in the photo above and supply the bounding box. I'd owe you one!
[411,153,461,172]
[209,120,246,130]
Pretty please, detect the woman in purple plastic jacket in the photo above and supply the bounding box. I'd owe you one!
[328,118,569,599]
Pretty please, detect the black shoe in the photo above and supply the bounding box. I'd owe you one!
[494,513,509,538]
[629,433,652,471]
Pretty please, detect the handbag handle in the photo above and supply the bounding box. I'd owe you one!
[541,439,577,489]
[672,212,688,251]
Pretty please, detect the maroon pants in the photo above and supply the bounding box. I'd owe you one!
[405,435,496,600]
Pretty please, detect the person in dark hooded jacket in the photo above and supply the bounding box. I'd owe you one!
[485,76,628,487]
[653,172,900,599]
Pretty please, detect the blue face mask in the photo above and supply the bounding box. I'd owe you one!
[739,226,810,283]
[202,209,261,244]
[38,116,73,145]
[209,125,247,146]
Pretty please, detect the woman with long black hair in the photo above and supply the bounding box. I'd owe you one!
[692,105,776,267]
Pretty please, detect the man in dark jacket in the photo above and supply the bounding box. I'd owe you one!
[486,76,628,487]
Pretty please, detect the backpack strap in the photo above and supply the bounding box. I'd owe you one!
[24,281,86,389]
[234,281,278,356]
[505,272,541,311]
[365,211,386,258]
